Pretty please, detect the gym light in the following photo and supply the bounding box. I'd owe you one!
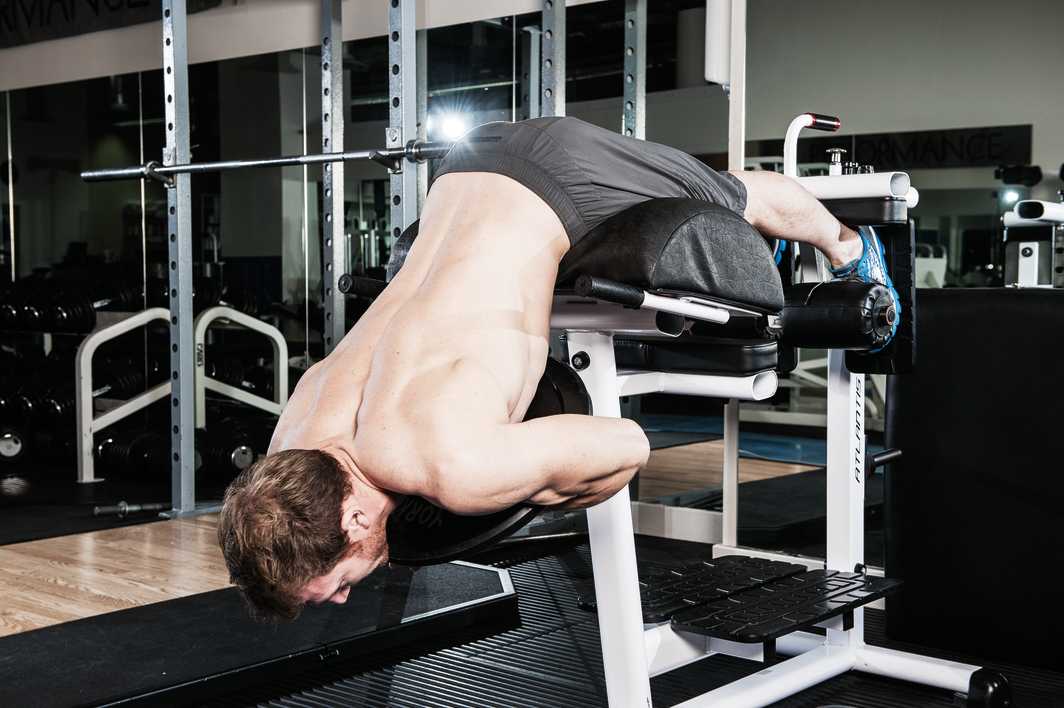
[437,114,469,141]
[1003,190,1020,205]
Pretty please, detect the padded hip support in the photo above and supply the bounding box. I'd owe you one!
[557,198,784,313]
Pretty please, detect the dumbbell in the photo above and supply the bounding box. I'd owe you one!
[94,428,169,480]
[203,355,274,399]
[47,285,139,332]
[16,354,158,427]
[195,421,260,483]
[93,501,169,518]
[0,274,52,330]
[0,425,28,465]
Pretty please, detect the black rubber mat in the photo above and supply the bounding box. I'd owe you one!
[0,562,516,708]
[216,537,1064,707]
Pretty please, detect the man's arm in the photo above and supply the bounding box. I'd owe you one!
[730,169,862,269]
[431,414,650,514]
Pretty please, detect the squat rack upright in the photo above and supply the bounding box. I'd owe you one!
[88,0,574,515]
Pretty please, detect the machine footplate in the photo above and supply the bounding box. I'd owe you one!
[579,554,901,643]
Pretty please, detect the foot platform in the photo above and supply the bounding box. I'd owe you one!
[580,554,901,643]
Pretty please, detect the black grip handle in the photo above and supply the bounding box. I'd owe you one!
[337,274,388,298]
[807,113,842,132]
[866,448,902,476]
[574,275,646,308]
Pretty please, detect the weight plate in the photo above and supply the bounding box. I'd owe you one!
[387,357,590,565]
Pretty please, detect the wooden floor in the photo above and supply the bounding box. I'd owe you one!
[637,439,816,500]
[0,514,227,638]
[0,441,811,638]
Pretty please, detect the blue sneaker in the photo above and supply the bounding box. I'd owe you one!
[830,226,900,350]
[772,238,787,266]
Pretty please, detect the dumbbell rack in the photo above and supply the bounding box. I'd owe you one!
[193,305,289,427]
[75,309,173,484]
[75,305,289,484]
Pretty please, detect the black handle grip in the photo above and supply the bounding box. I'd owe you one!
[866,448,902,476]
[337,274,387,298]
[574,275,646,308]
[807,113,842,132]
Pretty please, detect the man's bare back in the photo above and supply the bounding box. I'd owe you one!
[270,172,651,514]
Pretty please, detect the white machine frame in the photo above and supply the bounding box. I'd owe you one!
[547,116,986,707]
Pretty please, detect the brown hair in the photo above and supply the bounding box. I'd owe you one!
[217,448,356,621]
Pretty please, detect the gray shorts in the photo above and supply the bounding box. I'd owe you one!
[433,116,747,244]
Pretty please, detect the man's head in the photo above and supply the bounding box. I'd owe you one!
[217,448,390,621]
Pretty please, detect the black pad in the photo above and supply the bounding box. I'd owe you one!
[885,288,1064,671]
[614,336,777,375]
[557,198,784,313]
[387,358,590,565]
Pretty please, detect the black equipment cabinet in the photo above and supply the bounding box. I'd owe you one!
[884,288,1064,670]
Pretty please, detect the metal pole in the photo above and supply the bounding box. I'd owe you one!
[722,398,739,546]
[301,49,311,367]
[162,0,196,514]
[568,331,653,707]
[726,0,747,171]
[541,0,565,117]
[321,0,345,353]
[622,0,646,139]
[388,0,418,247]
[520,27,541,120]
[80,143,451,182]
[4,92,13,282]
[416,28,428,212]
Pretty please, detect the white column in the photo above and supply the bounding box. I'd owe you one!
[722,398,740,547]
[824,348,865,647]
[567,331,653,708]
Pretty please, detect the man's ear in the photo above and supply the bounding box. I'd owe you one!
[340,495,373,543]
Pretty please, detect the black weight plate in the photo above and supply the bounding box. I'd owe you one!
[387,357,590,566]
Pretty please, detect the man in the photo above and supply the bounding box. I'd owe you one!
[218,117,897,620]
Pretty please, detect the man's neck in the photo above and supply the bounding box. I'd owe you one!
[321,439,397,517]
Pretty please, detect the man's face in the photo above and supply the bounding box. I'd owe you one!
[299,524,389,606]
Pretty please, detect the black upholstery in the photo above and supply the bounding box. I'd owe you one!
[558,198,784,313]
[615,337,777,375]
[884,288,1064,670]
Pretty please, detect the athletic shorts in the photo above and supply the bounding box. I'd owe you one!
[433,116,747,244]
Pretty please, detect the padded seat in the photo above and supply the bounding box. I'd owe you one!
[557,198,784,313]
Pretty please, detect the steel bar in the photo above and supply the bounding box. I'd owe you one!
[162,0,196,514]
[321,0,345,352]
[622,0,646,139]
[520,27,541,120]
[388,0,418,246]
[80,142,452,183]
[541,0,565,116]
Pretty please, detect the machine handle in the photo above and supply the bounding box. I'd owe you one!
[866,448,902,476]
[574,275,646,308]
[806,113,842,132]
[337,274,388,298]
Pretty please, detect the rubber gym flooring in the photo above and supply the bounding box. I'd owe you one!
[208,538,1064,708]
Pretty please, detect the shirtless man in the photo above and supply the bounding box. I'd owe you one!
[218,117,898,620]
